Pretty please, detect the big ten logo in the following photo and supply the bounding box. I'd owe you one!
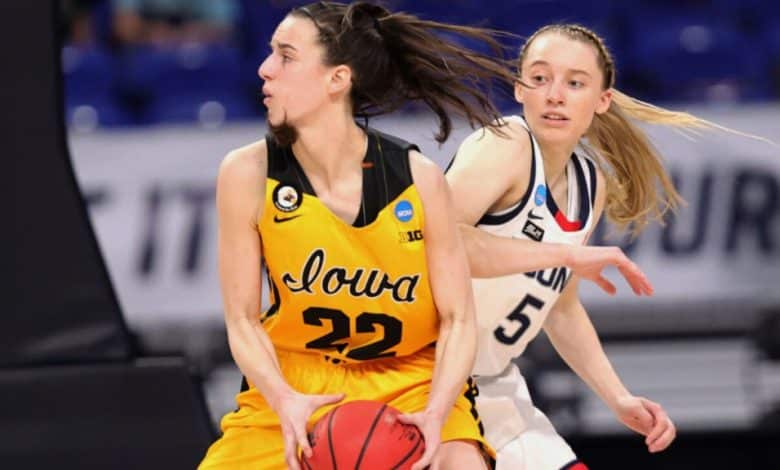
[399,230,424,243]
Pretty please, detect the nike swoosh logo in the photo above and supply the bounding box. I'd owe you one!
[274,214,301,223]
[528,209,543,220]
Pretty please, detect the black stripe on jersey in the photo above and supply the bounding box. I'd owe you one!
[463,377,486,437]
[571,154,592,223]
[264,128,418,228]
[477,128,536,226]
[264,264,281,322]
[462,377,495,469]
[265,134,314,196]
[358,128,419,228]
[443,152,457,173]
[584,157,597,207]
[545,153,591,228]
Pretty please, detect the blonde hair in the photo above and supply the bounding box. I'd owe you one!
[518,24,726,235]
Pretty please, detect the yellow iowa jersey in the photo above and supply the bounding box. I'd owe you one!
[258,129,438,363]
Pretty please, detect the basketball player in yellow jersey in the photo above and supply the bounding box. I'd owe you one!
[198,2,520,469]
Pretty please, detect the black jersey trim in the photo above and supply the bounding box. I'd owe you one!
[572,155,592,224]
[264,135,315,197]
[584,157,597,207]
[265,128,418,228]
[356,128,418,227]
[264,264,281,321]
[545,153,591,230]
[477,126,536,226]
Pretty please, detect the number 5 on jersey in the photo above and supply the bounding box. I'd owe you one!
[494,294,545,345]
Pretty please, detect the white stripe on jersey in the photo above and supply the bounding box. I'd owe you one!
[472,115,597,377]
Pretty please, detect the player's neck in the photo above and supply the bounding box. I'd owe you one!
[292,110,367,190]
[537,139,575,188]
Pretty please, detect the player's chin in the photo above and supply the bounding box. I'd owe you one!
[266,109,283,126]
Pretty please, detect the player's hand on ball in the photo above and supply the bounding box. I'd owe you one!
[397,409,444,470]
[614,395,676,453]
[271,390,344,470]
[567,245,653,296]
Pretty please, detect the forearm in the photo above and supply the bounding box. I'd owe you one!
[544,305,629,411]
[426,314,477,419]
[460,223,573,278]
[225,313,293,408]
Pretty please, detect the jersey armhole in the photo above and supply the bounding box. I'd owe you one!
[477,127,536,226]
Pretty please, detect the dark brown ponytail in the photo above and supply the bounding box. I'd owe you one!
[289,1,516,143]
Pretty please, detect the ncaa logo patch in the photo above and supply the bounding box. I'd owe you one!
[395,200,414,222]
[534,184,547,206]
[273,183,300,212]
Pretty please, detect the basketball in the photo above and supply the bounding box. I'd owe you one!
[301,400,425,470]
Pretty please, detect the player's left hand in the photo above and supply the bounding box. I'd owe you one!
[613,395,676,453]
[397,409,444,470]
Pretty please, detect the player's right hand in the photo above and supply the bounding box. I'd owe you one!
[568,245,653,296]
[397,409,444,470]
[271,390,344,470]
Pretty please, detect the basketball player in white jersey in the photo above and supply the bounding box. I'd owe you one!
[446,24,729,469]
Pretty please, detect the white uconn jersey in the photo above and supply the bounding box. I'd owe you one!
[472,116,598,377]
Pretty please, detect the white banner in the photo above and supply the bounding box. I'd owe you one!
[68,106,780,334]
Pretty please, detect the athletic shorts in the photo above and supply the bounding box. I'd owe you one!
[476,364,583,470]
[199,347,493,469]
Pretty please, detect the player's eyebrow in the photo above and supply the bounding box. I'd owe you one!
[269,41,298,52]
[528,60,592,77]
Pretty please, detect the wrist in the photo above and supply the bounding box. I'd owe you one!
[561,243,576,267]
[265,381,296,412]
[605,389,633,413]
[423,404,449,423]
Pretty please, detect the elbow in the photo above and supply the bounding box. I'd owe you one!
[224,305,258,331]
[447,308,478,348]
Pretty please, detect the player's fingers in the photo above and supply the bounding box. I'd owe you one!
[283,429,302,470]
[641,276,654,296]
[410,441,437,470]
[644,407,669,444]
[626,411,653,436]
[595,275,617,295]
[648,421,676,453]
[616,260,649,296]
[429,452,443,470]
[636,414,654,435]
[625,270,644,296]
[286,451,302,470]
[296,426,312,459]
[620,263,653,295]
[644,416,666,445]
[643,400,673,445]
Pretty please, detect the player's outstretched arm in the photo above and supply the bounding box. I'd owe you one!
[543,280,675,452]
[542,179,674,452]
[447,123,652,295]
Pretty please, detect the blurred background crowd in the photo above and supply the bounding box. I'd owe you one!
[59,0,780,131]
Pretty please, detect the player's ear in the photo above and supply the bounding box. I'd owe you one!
[514,79,525,104]
[595,88,612,114]
[328,64,352,95]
